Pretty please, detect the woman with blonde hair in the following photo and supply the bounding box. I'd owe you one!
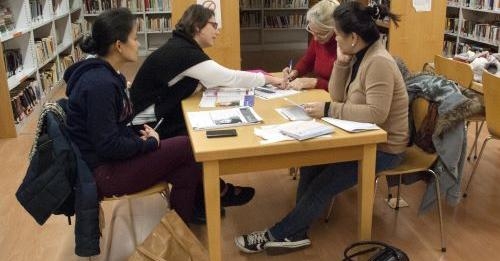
[282,0,340,90]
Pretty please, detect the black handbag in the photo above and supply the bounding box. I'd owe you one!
[343,241,409,261]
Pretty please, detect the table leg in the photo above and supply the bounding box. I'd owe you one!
[358,144,377,240]
[203,161,222,261]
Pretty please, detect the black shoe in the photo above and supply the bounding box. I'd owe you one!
[191,206,226,225]
[221,183,255,207]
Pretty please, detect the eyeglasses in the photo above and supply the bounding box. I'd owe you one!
[305,24,331,39]
[207,21,219,30]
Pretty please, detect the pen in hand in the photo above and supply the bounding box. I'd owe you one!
[153,118,164,130]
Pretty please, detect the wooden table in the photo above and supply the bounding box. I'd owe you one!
[182,90,387,261]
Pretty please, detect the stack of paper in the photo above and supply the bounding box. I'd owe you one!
[279,120,334,141]
[321,117,380,132]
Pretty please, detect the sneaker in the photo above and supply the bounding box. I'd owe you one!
[265,235,311,255]
[234,230,271,253]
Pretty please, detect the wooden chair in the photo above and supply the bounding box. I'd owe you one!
[463,70,500,197]
[434,54,485,161]
[101,182,170,261]
[324,98,446,252]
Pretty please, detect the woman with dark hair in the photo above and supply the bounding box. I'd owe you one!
[64,8,202,224]
[235,1,408,255]
[129,4,270,220]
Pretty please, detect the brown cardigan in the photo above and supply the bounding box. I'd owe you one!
[328,40,409,154]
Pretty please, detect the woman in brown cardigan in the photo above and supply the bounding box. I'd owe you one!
[235,1,409,255]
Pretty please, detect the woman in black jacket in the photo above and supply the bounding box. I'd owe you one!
[65,8,201,224]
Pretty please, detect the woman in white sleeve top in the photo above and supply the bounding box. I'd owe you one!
[130,4,282,223]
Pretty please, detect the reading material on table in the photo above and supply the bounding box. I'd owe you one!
[276,105,312,121]
[321,117,380,132]
[279,120,334,141]
[254,84,299,99]
[187,106,263,130]
[199,88,254,108]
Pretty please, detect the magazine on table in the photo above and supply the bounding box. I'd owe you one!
[254,84,300,99]
[199,88,255,108]
[187,106,263,130]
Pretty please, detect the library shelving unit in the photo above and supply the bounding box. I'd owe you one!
[0,0,84,138]
[83,0,173,55]
[443,0,500,57]
[239,0,309,51]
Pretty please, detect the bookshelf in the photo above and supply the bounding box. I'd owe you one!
[443,0,500,57]
[239,0,309,51]
[83,0,173,55]
[0,0,84,138]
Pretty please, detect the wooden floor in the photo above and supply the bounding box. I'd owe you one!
[1,54,500,260]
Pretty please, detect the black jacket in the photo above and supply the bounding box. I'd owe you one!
[16,101,100,256]
[64,58,157,169]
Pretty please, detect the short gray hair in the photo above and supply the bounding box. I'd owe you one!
[306,0,340,31]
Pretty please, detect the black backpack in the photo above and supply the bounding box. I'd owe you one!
[343,241,409,261]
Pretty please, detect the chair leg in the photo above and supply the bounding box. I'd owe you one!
[427,169,446,252]
[324,197,335,222]
[463,136,492,197]
[289,167,298,180]
[467,121,484,161]
[395,175,402,210]
[104,199,138,261]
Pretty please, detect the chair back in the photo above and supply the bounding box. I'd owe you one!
[434,55,473,88]
[481,70,500,137]
[412,97,429,131]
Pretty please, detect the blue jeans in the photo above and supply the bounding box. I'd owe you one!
[268,151,405,240]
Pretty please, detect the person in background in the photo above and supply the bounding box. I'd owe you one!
[235,1,408,254]
[64,8,202,224]
[130,4,281,222]
[281,0,340,91]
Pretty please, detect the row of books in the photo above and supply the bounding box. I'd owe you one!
[240,12,261,28]
[29,0,44,22]
[10,79,42,124]
[0,5,14,34]
[4,49,23,78]
[59,54,76,73]
[35,36,56,67]
[263,14,307,28]
[71,22,83,40]
[463,0,500,10]
[145,16,172,32]
[39,62,58,93]
[445,17,459,34]
[101,0,144,12]
[443,40,458,57]
[240,0,262,9]
[264,0,309,9]
[88,0,172,13]
[461,20,500,45]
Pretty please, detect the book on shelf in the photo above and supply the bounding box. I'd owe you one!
[187,106,263,130]
[10,78,41,124]
[279,120,334,141]
[3,49,23,78]
[321,117,380,133]
[29,0,44,22]
[0,5,14,34]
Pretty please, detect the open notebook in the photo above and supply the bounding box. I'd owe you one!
[321,117,380,133]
